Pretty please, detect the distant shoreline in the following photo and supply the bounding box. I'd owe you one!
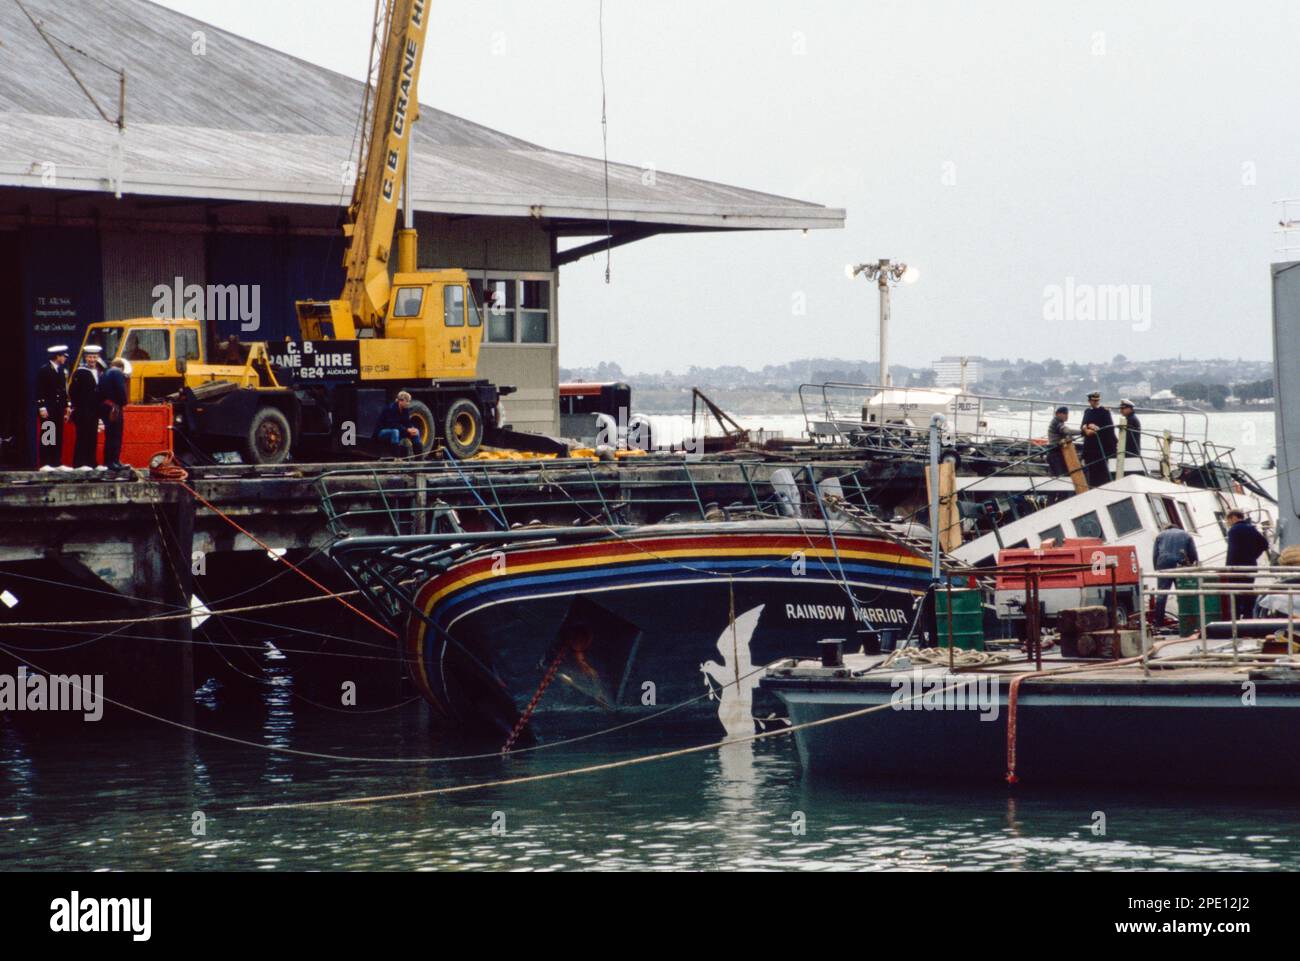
[629,386,1275,417]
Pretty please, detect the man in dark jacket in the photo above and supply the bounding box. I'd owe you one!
[1225,509,1270,619]
[1046,406,1082,477]
[1079,391,1115,487]
[69,345,103,469]
[99,358,130,471]
[1152,523,1199,627]
[34,344,69,469]
[374,391,419,456]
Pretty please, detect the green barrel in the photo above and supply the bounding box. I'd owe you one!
[1176,578,1221,637]
[936,588,985,651]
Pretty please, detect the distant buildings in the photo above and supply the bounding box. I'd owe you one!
[1115,381,1153,400]
[932,356,985,388]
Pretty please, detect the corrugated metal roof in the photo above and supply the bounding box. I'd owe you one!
[0,0,844,231]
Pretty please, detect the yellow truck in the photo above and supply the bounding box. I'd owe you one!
[73,0,531,466]
[75,271,508,465]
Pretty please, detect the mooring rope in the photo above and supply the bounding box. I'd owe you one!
[0,641,793,767]
[1003,637,1184,783]
[235,675,975,811]
[500,642,570,754]
[172,479,398,639]
[0,590,368,629]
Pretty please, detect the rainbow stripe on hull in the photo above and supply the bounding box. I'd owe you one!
[406,519,951,739]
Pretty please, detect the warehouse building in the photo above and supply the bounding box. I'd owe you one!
[0,0,842,464]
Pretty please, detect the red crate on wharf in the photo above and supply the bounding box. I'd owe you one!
[57,404,174,469]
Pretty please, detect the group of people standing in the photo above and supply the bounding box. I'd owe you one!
[33,344,130,471]
[1047,391,1142,487]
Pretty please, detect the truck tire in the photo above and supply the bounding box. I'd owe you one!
[405,400,436,456]
[242,406,292,465]
[443,398,484,459]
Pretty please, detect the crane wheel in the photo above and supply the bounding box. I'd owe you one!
[405,400,436,456]
[444,398,484,459]
[243,406,292,465]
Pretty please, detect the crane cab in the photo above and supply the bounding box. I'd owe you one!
[294,270,484,383]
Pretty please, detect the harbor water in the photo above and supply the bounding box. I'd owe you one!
[1,410,1291,872]
[4,705,1300,871]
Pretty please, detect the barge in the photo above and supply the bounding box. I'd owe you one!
[762,637,1300,788]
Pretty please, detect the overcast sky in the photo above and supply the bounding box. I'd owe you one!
[156,0,1300,373]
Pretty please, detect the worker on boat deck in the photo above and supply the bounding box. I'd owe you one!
[376,390,419,456]
[34,344,69,470]
[1152,522,1198,629]
[1118,399,1142,473]
[69,345,104,470]
[1224,508,1270,619]
[99,358,130,471]
[1046,405,1082,476]
[1079,391,1115,487]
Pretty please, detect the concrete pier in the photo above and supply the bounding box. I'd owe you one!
[0,454,884,723]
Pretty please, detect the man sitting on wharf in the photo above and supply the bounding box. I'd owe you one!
[375,391,420,456]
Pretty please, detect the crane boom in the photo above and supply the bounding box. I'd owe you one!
[341,0,430,330]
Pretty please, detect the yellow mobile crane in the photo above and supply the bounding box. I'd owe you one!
[284,0,507,458]
[75,0,514,464]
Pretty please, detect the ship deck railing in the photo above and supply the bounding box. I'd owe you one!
[883,429,1259,554]
[799,381,1215,460]
[314,455,945,636]
[1137,564,1300,661]
[312,454,907,542]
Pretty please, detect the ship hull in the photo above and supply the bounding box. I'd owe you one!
[406,521,943,741]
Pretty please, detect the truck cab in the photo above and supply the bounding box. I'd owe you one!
[294,270,485,382]
[77,319,283,404]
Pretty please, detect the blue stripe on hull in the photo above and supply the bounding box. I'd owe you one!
[432,557,932,629]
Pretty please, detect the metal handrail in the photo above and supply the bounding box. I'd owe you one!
[799,381,1211,451]
[313,456,896,540]
[1137,564,1300,660]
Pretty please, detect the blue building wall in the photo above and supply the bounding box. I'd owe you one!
[206,233,344,344]
[20,227,104,463]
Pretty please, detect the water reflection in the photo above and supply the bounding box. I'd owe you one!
[3,691,1300,871]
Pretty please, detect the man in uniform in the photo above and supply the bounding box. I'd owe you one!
[1079,391,1115,487]
[99,358,130,472]
[34,344,69,469]
[1117,399,1142,474]
[69,345,104,469]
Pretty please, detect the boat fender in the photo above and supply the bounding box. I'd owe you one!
[771,468,799,518]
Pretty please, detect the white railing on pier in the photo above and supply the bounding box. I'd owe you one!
[1137,564,1300,662]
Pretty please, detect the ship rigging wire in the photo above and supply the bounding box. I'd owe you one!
[599,0,612,283]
